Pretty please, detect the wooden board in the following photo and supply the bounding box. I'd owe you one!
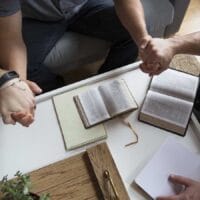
[87,143,130,200]
[29,143,129,200]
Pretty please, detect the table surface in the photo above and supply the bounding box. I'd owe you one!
[1,62,200,200]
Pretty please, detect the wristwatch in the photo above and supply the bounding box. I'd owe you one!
[0,71,19,87]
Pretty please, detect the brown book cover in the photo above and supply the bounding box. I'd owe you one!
[139,68,199,136]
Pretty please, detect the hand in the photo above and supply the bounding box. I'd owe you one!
[139,38,175,76]
[157,175,200,200]
[0,79,42,127]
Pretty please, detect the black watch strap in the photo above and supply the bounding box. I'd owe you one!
[0,71,19,87]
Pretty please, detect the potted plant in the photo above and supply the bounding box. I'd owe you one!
[0,171,50,200]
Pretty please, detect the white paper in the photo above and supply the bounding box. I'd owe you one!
[135,137,200,199]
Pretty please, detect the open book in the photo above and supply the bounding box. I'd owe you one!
[135,137,200,199]
[53,87,107,150]
[139,69,199,136]
[74,79,138,128]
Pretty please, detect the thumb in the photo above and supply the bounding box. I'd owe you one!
[25,80,42,95]
[169,175,194,187]
[139,35,152,50]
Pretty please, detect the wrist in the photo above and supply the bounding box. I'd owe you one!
[0,78,20,90]
[168,36,182,55]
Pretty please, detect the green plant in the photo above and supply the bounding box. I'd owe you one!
[0,171,50,200]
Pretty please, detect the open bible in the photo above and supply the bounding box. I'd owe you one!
[74,79,138,128]
[139,68,199,136]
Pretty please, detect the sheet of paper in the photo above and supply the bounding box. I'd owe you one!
[53,87,107,150]
[135,137,200,199]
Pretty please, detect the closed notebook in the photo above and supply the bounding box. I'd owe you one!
[53,87,107,150]
[139,68,199,136]
[74,79,138,128]
[135,137,200,199]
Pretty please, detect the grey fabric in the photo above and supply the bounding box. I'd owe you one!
[141,0,174,37]
[0,0,87,21]
[164,0,190,37]
[21,0,87,21]
[44,32,110,75]
[44,0,175,75]
[0,0,20,16]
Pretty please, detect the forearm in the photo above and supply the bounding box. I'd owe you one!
[0,11,27,79]
[114,0,149,46]
[170,32,200,56]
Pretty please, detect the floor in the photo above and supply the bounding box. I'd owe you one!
[177,0,200,35]
[177,0,200,61]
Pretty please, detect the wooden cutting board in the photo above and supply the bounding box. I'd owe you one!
[30,143,129,200]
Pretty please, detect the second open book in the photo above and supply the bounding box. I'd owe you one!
[139,68,199,136]
[74,79,138,128]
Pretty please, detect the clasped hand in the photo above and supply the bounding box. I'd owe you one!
[139,37,175,76]
[0,79,42,127]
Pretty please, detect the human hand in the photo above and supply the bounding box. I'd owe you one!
[157,175,200,200]
[0,78,42,126]
[139,38,175,76]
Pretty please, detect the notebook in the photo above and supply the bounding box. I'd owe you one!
[74,79,138,128]
[139,68,199,136]
[135,137,200,199]
[53,87,107,150]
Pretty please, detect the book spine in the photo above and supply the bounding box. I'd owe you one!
[73,96,90,128]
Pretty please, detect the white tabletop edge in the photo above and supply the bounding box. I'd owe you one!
[36,62,141,103]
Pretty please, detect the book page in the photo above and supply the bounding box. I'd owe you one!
[150,69,199,102]
[98,80,137,116]
[78,87,110,126]
[53,87,107,150]
[135,137,200,199]
[140,90,193,133]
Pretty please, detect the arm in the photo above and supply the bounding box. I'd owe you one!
[0,11,41,126]
[140,31,200,75]
[113,0,151,47]
[171,31,200,55]
[0,11,27,79]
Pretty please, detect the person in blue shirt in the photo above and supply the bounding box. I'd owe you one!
[0,0,151,126]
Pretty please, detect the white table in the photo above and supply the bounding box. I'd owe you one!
[1,62,200,200]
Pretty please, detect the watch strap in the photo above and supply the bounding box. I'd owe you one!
[0,71,19,87]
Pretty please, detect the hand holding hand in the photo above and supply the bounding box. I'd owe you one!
[157,175,200,200]
[139,38,175,75]
[0,78,42,126]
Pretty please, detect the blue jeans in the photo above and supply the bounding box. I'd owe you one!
[22,0,138,92]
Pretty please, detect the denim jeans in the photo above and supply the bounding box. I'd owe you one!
[22,0,138,92]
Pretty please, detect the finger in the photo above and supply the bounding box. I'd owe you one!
[139,42,152,62]
[140,63,153,74]
[2,114,16,125]
[140,37,150,50]
[140,63,158,75]
[153,66,167,75]
[169,175,194,187]
[11,112,34,127]
[149,63,162,76]
[26,80,42,95]
[17,114,34,127]
[11,112,27,120]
